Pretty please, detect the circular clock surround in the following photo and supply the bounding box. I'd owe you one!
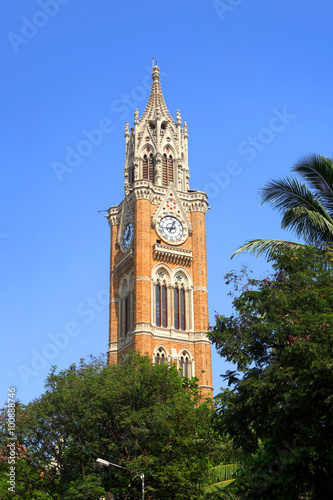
[123,222,134,249]
[158,216,184,243]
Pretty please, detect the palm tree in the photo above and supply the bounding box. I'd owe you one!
[232,154,333,260]
[201,464,239,499]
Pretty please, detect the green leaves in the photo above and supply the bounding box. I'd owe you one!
[211,246,333,498]
[0,353,221,499]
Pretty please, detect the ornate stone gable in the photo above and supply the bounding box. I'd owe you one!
[151,183,193,245]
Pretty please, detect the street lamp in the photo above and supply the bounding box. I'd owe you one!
[96,458,144,500]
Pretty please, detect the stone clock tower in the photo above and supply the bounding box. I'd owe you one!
[107,65,213,394]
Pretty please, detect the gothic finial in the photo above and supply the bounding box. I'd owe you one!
[184,122,188,138]
[134,109,139,123]
[152,65,160,82]
[177,109,181,125]
[125,121,129,137]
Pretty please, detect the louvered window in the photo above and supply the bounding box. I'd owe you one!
[162,154,173,186]
[143,153,154,182]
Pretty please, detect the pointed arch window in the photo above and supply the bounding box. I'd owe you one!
[179,351,192,378]
[162,153,173,186]
[155,347,167,364]
[143,153,154,182]
[155,284,167,328]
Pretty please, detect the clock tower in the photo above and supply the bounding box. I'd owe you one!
[107,65,213,394]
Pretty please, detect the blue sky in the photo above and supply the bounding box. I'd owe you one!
[1,0,332,405]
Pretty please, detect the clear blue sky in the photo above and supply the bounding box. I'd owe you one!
[1,0,332,405]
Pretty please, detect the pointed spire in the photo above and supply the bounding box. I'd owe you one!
[140,65,174,124]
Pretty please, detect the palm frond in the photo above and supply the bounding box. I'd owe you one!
[260,177,333,222]
[201,464,239,499]
[281,206,333,246]
[201,480,236,499]
[293,155,333,214]
[231,239,308,260]
[237,154,333,261]
[208,464,239,483]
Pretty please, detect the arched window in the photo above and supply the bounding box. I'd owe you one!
[162,153,173,186]
[179,351,192,378]
[155,347,167,364]
[174,286,185,330]
[155,284,167,328]
[143,153,154,182]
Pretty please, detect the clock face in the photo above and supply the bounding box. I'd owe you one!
[159,216,183,242]
[123,223,134,249]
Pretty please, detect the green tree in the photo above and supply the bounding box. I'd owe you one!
[233,154,333,259]
[0,353,220,499]
[209,246,333,499]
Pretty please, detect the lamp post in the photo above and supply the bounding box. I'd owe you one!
[96,458,144,500]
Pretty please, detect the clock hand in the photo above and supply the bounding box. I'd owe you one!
[167,221,176,233]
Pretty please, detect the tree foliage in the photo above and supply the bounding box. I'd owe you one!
[209,246,333,499]
[0,353,220,499]
[233,154,333,259]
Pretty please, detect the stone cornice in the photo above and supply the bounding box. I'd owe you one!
[106,203,122,228]
[126,182,209,212]
[153,243,193,267]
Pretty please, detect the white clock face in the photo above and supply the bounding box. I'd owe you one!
[123,223,133,249]
[159,216,183,242]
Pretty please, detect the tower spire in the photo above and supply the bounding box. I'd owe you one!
[140,65,174,124]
